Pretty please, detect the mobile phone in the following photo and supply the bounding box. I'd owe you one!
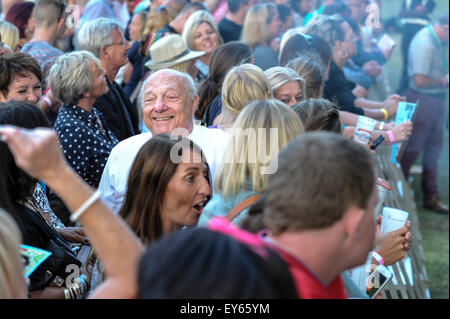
[370,134,385,150]
[366,264,393,299]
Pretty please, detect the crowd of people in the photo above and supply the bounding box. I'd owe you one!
[0,0,447,299]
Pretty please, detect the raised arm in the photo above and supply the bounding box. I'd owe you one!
[0,126,144,299]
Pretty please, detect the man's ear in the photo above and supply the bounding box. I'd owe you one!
[343,206,365,239]
[192,94,199,113]
[99,45,108,61]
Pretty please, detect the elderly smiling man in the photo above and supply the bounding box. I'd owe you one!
[98,69,230,213]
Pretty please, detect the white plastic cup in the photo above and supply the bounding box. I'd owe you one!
[374,185,388,218]
[381,207,409,233]
[348,253,373,293]
[354,116,377,144]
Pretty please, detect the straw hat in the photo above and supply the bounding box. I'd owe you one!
[145,34,205,70]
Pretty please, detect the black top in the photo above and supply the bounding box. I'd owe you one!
[93,79,140,141]
[11,203,80,291]
[324,60,364,115]
[202,95,223,127]
[218,18,242,43]
[124,41,146,98]
[158,24,178,34]
[54,104,119,188]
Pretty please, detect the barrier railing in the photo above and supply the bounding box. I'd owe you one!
[375,145,431,299]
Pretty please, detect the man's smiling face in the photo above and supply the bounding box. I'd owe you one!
[142,71,197,135]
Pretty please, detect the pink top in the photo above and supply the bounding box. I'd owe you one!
[212,1,228,24]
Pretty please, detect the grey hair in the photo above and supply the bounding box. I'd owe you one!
[49,51,101,105]
[141,69,197,109]
[75,18,124,57]
[265,66,307,99]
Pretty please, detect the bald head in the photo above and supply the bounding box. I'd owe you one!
[141,69,199,135]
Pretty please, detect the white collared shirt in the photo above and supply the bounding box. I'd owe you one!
[98,125,230,213]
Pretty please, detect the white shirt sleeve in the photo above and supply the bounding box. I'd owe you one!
[98,147,121,213]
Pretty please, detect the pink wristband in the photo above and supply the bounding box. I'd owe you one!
[386,130,395,144]
[371,251,384,265]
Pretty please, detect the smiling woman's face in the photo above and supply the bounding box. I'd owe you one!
[160,150,211,232]
[0,72,42,105]
[193,22,219,56]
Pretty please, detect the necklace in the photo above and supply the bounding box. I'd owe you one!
[427,25,449,72]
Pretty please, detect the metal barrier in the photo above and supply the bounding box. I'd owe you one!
[375,145,431,299]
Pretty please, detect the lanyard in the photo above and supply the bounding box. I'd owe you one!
[427,25,449,72]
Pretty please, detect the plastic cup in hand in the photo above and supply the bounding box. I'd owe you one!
[374,185,388,218]
[381,207,409,233]
[354,116,377,144]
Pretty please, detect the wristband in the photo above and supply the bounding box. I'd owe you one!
[386,130,395,144]
[371,251,384,265]
[70,190,101,223]
[43,96,53,108]
[380,108,389,121]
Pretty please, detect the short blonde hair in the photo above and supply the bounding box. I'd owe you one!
[221,63,272,116]
[215,99,304,197]
[241,2,278,48]
[182,10,223,52]
[0,209,26,299]
[0,21,19,51]
[265,66,307,100]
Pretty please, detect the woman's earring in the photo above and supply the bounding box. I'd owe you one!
[340,50,348,58]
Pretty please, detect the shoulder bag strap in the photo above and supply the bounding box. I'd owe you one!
[224,195,262,222]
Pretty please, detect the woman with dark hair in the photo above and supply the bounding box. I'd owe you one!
[119,134,212,244]
[196,41,252,123]
[0,100,89,299]
[89,133,212,292]
[279,32,332,79]
[0,52,42,105]
[5,1,35,50]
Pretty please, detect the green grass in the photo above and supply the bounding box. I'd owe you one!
[381,0,449,299]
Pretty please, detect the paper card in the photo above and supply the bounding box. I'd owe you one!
[20,244,52,278]
[378,33,396,51]
[390,101,417,164]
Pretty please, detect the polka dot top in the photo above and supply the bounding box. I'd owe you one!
[54,104,119,188]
